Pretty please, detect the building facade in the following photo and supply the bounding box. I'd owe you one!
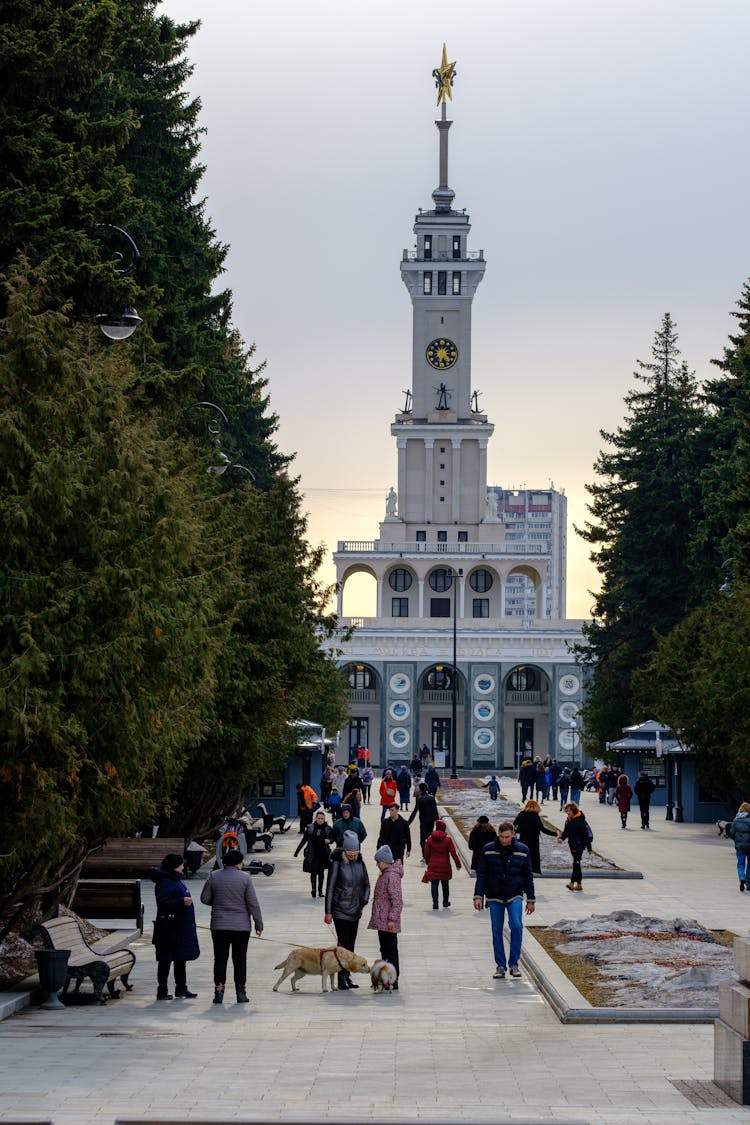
[324,51,586,771]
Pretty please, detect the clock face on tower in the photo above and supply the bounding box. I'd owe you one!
[425,337,458,370]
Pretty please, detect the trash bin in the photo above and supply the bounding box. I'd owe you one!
[35,948,70,1010]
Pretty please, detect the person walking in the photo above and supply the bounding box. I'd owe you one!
[606,767,619,806]
[200,849,263,1004]
[468,815,497,876]
[482,774,500,800]
[569,766,585,806]
[360,764,374,804]
[396,765,412,810]
[550,760,562,803]
[324,831,370,989]
[513,799,558,875]
[518,759,536,802]
[634,770,656,829]
[424,764,441,797]
[729,802,750,892]
[614,774,633,828]
[557,766,571,810]
[377,803,412,862]
[422,819,462,908]
[408,782,439,861]
[367,845,404,988]
[294,808,334,898]
[557,801,592,891]
[331,801,367,846]
[296,782,319,835]
[150,853,200,1001]
[379,769,399,820]
[473,819,535,979]
[342,766,363,812]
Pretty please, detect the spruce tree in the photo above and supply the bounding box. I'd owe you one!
[577,314,706,749]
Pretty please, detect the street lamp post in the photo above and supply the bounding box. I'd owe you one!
[569,719,578,765]
[450,567,463,780]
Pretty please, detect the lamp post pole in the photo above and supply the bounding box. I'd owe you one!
[569,719,577,765]
[450,567,463,780]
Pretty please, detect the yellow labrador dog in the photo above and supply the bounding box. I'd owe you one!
[273,944,370,992]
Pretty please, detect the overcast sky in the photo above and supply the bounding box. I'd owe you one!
[158,0,750,618]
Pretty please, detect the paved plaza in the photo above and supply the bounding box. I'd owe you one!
[1,778,749,1125]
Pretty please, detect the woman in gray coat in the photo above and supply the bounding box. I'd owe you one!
[324,830,370,989]
[200,849,264,1004]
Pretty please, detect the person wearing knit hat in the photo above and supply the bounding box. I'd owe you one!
[324,827,370,990]
[368,843,403,988]
[150,853,199,1001]
[468,815,497,876]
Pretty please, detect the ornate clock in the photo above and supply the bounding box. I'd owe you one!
[425,337,458,370]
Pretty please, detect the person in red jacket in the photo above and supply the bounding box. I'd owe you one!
[614,774,634,829]
[422,819,462,909]
[378,769,398,821]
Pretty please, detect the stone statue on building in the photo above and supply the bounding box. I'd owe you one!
[385,486,398,518]
[481,487,500,523]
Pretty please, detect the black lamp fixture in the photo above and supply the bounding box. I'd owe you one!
[185,400,255,481]
[719,557,735,596]
[96,225,143,341]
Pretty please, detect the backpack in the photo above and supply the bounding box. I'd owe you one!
[220,823,242,857]
[585,822,594,844]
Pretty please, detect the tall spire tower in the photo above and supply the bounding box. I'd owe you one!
[393,45,493,531]
[330,47,583,775]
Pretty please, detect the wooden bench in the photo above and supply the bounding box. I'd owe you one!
[36,915,136,1004]
[81,837,188,876]
[71,878,144,932]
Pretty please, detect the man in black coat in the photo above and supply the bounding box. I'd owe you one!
[473,821,535,980]
[377,803,412,862]
[518,760,536,802]
[633,770,656,829]
[407,782,438,861]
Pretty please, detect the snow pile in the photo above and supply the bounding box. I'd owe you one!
[550,910,735,1007]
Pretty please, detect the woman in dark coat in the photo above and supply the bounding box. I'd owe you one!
[513,799,558,874]
[422,819,462,909]
[150,852,200,1000]
[324,831,370,990]
[614,774,634,828]
[468,815,496,874]
[294,808,334,898]
[557,801,592,891]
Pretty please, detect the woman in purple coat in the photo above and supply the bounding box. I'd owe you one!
[150,852,200,1000]
[367,845,403,987]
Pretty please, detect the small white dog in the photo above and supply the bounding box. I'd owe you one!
[370,959,398,992]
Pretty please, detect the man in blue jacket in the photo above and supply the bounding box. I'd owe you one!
[473,820,535,979]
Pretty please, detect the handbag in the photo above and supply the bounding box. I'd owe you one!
[152,908,180,946]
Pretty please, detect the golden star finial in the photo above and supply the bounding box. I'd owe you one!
[433,43,456,106]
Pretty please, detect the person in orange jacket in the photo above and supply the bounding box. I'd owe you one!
[296,782,319,834]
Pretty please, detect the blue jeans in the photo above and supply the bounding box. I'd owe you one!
[488,899,523,969]
[737,848,750,884]
[570,788,581,805]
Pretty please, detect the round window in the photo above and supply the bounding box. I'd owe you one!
[428,568,453,593]
[469,568,493,593]
[388,567,413,592]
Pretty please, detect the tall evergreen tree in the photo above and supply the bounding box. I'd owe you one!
[0,263,223,935]
[577,314,706,750]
